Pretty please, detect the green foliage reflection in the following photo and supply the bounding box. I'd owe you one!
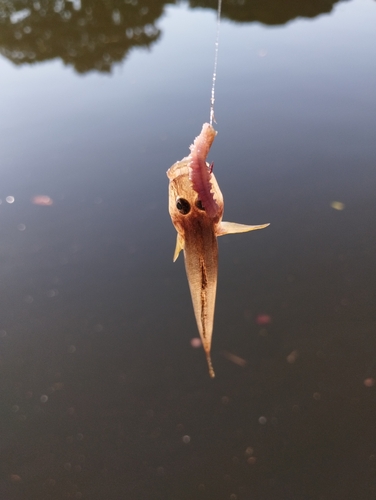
[0,0,347,73]
[0,0,172,72]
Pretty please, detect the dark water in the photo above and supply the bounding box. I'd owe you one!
[1,1,376,499]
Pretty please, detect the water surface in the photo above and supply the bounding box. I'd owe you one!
[1,1,376,499]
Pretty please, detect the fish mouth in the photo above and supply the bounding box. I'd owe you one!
[167,123,219,219]
[166,158,190,182]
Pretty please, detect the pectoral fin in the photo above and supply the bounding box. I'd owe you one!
[217,221,270,236]
[173,233,185,262]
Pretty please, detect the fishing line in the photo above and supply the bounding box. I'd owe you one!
[209,0,223,126]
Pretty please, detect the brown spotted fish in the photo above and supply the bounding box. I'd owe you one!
[167,123,269,377]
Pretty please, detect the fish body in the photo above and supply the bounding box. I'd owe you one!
[167,123,269,377]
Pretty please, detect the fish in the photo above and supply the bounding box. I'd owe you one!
[167,123,269,378]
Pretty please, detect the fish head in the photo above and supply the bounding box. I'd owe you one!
[167,158,224,236]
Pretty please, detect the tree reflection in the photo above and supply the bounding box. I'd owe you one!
[190,0,347,26]
[0,0,347,73]
[0,0,172,73]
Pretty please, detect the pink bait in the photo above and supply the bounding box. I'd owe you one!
[188,123,219,218]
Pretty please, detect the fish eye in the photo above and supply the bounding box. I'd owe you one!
[195,199,205,211]
[176,198,191,215]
